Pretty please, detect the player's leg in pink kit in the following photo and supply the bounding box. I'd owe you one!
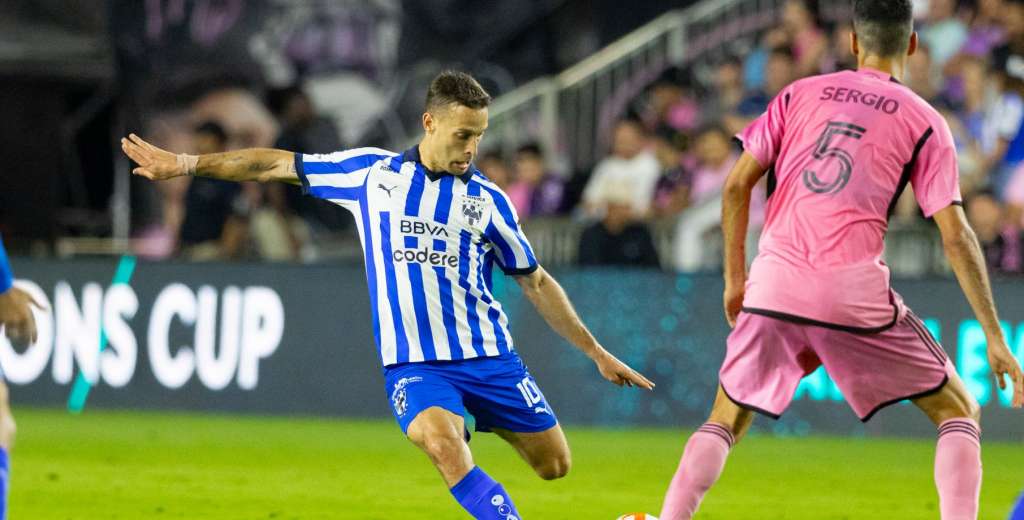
[659,313,813,520]
[660,309,982,520]
[914,371,982,520]
[813,311,982,520]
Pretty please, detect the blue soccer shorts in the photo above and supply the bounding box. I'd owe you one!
[383,351,558,435]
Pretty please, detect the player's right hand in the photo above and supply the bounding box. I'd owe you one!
[988,342,1024,408]
[0,286,44,350]
[593,350,655,390]
[121,133,187,180]
[723,284,744,328]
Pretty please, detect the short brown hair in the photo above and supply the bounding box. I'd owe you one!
[854,0,913,57]
[425,71,491,112]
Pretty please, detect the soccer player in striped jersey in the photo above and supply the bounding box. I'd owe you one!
[658,1,1022,519]
[123,71,654,519]
[0,238,43,520]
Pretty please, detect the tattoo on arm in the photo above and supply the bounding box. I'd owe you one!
[195,149,293,183]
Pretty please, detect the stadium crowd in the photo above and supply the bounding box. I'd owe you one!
[138,0,1024,276]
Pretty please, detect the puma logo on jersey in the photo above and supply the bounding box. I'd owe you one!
[378,184,397,197]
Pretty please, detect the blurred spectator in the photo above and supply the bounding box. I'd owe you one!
[823,22,857,72]
[705,57,748,133]
[959,0,1006,57]
[506,143,564,218]
[689,126,745,207]
[651,128,691,218]
[578,179,660,268]
[267,85,344,154]
[950,56,1011,193]
[965,190,1023,274]
[744,28,790,91]
[782,0,828,77]
[476,151,512,190]
[907,44,940,101]
[643,67,701,132]
[715,57,745,113]
[581,119,661,217]
[942,107,983,195]
[941,0,1006,102]
[673,126,765,271]
[990,2,1024,192]
[192,88,279,149]
[268,85,351,235]
[179,122,248,261]
[738,47,797,118]
[919,0,969,69]
[1005,166,1024,227]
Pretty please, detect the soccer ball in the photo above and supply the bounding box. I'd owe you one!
[616,514,658,520]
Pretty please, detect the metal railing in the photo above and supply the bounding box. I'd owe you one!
[483,0,852,175]
[521,216,951,276]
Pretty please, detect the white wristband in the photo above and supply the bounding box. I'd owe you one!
[176,153,199,176]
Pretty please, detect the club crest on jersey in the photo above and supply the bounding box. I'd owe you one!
[391,376,423,417]
[460,195,486,227]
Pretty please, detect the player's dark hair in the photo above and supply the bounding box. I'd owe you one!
[425,71,492,113]
[853,0,914,57]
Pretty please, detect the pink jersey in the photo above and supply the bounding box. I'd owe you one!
[736,67,961,330]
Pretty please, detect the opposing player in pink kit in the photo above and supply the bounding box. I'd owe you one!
[659,1,1024,519]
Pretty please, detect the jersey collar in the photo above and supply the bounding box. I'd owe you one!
[402,145,475,184]
[857,66,901,84]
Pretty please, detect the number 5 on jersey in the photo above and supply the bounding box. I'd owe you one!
[802,121,866,195]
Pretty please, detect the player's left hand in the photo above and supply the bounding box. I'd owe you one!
[723,283,744,328]
[988,342,1024,408]
[593,349,655,390]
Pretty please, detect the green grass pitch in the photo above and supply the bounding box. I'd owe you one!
[12,408,1022,519]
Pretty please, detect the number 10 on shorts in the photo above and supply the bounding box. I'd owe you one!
[516,377,543,406]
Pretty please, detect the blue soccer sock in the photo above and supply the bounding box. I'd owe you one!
[450,466,520,519]
[0,447,9,519]
[1011,492,1024,520]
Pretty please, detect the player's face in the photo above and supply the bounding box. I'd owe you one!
[424,104,488,174]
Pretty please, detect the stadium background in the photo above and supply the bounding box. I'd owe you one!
[0,0,1022,518]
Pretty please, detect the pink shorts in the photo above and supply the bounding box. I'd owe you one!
[719,310,951,421]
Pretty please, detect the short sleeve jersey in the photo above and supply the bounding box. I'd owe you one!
[736,67,961,330]
[295,146,538,366]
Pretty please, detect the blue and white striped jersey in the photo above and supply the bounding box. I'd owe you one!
[295,145,539,367]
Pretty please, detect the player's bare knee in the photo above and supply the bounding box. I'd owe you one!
[535,452,571,480]
[412,429,465,465]
[916,379,983,426]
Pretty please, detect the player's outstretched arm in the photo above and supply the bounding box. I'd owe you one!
[514,267,654,390]
[934,204,1024,408]
[120,133,299,185]
[721,152,768,327]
